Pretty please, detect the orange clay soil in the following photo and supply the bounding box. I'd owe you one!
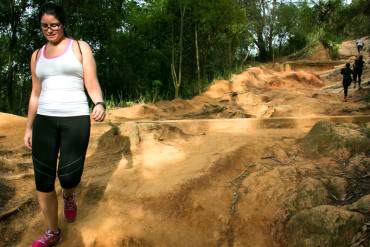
[0,38,370,247]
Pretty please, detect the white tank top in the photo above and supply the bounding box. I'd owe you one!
[36,38,89,117]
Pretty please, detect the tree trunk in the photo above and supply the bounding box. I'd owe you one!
[242,50,250,63]
[202,33,211,81]
[170,5,185,99]
[6,1,16,112]
[6,0,28,113]
[171,22,178,98]
[256,32,268,61]
[268,0,277,60]
[195,23,201,94]
[177,5,185,98]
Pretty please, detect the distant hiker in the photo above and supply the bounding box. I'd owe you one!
[23,2,106,247]
[353,55,365,89]
[356,38,364,54]
[340,63,353,101]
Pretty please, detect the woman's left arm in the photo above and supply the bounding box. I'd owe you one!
[80,41,105,122]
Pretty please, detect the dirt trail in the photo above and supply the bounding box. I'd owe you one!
[1,38,370,247]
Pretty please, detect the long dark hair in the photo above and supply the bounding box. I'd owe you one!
[38,2,68,36]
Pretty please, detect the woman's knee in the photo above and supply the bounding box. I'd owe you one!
[59,175,82,189]
[35,175,56,192]
[33,160,57,192]
[58,168,83,189]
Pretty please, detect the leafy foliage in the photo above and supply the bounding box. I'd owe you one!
[0,0,368,115]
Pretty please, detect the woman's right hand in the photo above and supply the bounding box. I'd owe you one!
[24,128,32,150]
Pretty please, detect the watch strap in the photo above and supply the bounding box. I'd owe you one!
[94,101,106,110]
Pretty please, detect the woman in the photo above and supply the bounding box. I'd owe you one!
[340,63,353,101]
[355,38,364,54]
[23,2,105,246]
[353,55,365,89]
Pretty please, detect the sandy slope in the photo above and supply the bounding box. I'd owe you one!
[0,38,370,247]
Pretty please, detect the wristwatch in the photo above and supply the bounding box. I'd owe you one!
[94,101,106,110]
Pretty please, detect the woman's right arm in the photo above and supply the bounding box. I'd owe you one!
[24,50,41,150]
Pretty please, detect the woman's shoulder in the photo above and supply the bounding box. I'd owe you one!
[31,45,44,62]
[73,39,90,48]
[72,39,92,55]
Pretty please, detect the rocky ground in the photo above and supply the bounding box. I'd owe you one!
[0,38,370,247]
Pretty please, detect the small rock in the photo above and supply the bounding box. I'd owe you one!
[286,205,365,247]
[345,195,370,214]
[300,121,370,157]
[293,178,330,211]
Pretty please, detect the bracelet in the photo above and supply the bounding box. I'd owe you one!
[94,101,106,110]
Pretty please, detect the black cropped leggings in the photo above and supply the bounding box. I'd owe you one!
[353,69,362,87]
[32,114,90,192]
[343,78,352,98]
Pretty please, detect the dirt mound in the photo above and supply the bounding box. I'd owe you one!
[300,121,370,157]
[305,42,332,61]
[108,65,333,122]
[288,42,331,61]
[232,66,324,89]
[0,113,25,126]
[339,36,370,60]
[202,79,231,99]
[288,37,370,62]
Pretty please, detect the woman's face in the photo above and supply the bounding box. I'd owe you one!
[40,14,64,43]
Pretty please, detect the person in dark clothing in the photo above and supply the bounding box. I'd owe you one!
[353,55,365,89]
[341,63,353,101]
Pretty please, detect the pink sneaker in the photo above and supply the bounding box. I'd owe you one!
[63,192,77,222]
[32,229,61,247]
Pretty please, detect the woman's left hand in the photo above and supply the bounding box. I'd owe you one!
[92,104,105,122]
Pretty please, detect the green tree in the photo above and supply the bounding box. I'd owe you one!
[0,0,30,113]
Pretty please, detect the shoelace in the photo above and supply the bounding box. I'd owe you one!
[64,194,76,210]
[39,231,57,245]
